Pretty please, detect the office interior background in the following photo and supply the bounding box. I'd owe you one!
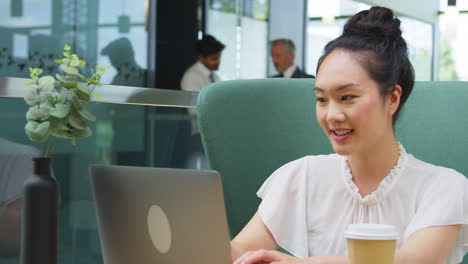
[0,0,467,89]
[0,0,467,263]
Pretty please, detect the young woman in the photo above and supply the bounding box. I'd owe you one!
[230,6,467,264]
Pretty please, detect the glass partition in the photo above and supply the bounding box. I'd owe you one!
[438,1,468,81]
[306,0,434,81]
[207,0,269,80]
[0,0,148,87]
[0,79,205,264]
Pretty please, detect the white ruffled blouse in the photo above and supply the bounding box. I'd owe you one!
[257,145,468,263]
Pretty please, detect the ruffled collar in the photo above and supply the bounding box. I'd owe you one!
[342,143,408,205]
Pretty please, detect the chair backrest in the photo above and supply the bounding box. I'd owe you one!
[197,79,468,237]
[197,78,330,237]
[395,81,468,177]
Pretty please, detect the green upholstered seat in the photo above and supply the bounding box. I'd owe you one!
[395,81,468,178]
[197,79,468,241]
[197,78,329,237]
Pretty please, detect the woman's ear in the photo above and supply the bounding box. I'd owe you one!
[388,85,402,116]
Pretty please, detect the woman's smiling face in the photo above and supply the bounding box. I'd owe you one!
[314,49,397,156]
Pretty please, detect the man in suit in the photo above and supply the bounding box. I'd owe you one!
[270,38,314,78]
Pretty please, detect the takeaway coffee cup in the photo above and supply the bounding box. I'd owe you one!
[345,224,399,264]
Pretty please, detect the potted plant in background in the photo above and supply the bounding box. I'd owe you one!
[21,45,106,264]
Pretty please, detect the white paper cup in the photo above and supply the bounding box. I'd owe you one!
[345,224,399,264]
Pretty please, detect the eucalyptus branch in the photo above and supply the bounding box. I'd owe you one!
[41,142,46,157]
[45,137,58,158]
[23,44,107,157]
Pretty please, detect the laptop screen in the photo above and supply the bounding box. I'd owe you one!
[90,165,232,264]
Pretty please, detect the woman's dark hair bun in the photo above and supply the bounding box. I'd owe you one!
[343,6,402,40]
[316,6,415,127]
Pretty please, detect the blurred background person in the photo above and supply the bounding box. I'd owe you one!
[180,35,225,92]
[270,38,314,78]
[101,37,146,87]
[180,35,225,170]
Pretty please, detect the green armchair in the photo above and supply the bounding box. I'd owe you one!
[197,79,468,262]
[197,78,329,237]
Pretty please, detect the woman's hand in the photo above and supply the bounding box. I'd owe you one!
[233,249,316,264]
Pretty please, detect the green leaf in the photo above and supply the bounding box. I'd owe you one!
[77,83,91,93]
[63,51,70,58]
[58,89,74,101]
[53,92,65,103]
[29,68,43,80]
[64,44,71,51]
[96,66,106,72]
[60,81,77,89]
[55,74,67,82]
[25,121,50,142]
[71,96,84,110]
[49,103,71,118]
[70,55,80,67]
[49,116,69,131]
[77,73,86,80]
[54,59,64,64]
[68,113,86,129]
[49,116,73,140]
[71,127,92,138]
[56,73,77,83]
[78,60,86,67]
[60,64,79,75]
[24,91,41,106]
[86,78,101,87]
[38,75,54,85]
[76,89,91,102]
[50,129,73,139]
[26,106,50,121]
[30,68,43,76]
[43,93,56,105]
[38,76,55,91]
[24,79,39,90]
[78,106,96,121]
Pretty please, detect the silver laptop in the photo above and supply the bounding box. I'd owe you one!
[89,165,232,264]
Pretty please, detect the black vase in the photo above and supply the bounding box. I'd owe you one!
[20,157,59,264]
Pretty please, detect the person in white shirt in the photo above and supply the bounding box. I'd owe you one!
[180,35,225,169]
[180,35,225,92]
[270,38,314,79]
[231,6,467,264]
